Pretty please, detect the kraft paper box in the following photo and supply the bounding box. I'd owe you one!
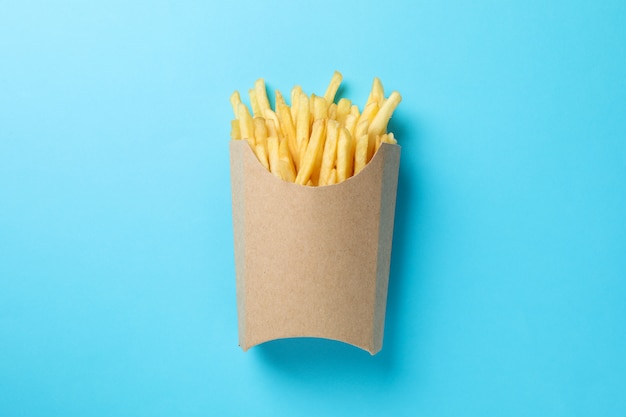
[229,139,400,354]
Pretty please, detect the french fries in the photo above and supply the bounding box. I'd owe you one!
[230,72,401,186]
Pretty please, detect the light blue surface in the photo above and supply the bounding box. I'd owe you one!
[1,1,625,415]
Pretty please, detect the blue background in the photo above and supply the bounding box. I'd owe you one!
[1,0,625,415]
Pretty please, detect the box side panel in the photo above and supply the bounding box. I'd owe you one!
[229,141,248,349]
[372,144,401,354]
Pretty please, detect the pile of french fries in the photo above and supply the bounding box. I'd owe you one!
[230,71,401,186]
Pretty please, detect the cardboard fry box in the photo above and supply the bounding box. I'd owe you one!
[229,140,400,355]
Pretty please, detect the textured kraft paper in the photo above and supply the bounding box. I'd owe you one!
[229,139,400,354]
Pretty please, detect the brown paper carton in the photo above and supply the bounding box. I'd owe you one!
[229,139,400,354]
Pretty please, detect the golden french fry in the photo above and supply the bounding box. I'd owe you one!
[264,108,282,138]
[267,136,281,178]
[336,127,354,183]
[376,132,397,150]
[295,92,310,153]
[323,70,342,104]
[255,78,271,117]
[255,143,270,170]
[231,119,241,140]
[230,91,242,118]
[367,132,378,163]
[366,77,385,108]
[275,89,287,108]
[319,120,339,186]
[276,103,298,168]
[295,119,326,185]
[350,104,360,120]
[354,118,369,139]
[248,88,261,118]
[279,138,297,182]
[359,102,379,161]
[336,98,351,124]
[375,133,385,153]
[359,101,379,125]
[368,91,402,136]
[328,103,337,120]
[327,168,338,185]
[344,113,358,138]
[354,132,369,175]
[238,103,254,142]
[265,118,278,138]
[312,95,328,121]
[308,93,317,122]
[280,160,296,183]
[254,117,268,144]
[290,85,302,122]
[353,119,370,175]
[297,139,307,176]
[252,117,269,169]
